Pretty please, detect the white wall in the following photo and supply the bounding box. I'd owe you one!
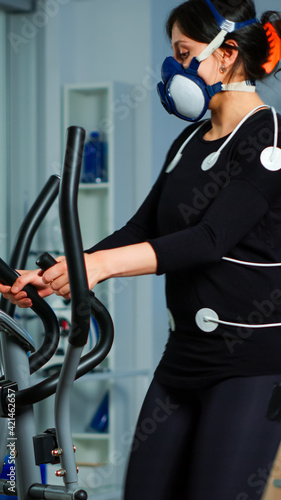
[58,0,153,204]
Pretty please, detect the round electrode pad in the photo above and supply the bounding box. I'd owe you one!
[260,147,281,171]
[195,308,219,332]
[201,151,220,171]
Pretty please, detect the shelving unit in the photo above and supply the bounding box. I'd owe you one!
[53,81,150,497]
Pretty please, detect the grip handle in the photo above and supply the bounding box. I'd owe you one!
[0,257,60,373]
[36,252,57,272]
[60,126,90,347]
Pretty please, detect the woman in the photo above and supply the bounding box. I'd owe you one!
[2,0,281,498]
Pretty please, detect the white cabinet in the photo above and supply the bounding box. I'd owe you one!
[60,82,149,498]
[62,82,134,309]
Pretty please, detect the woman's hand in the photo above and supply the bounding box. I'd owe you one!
[0,254,101,308]
[0,243,157,308]
[0,254,98,308]
[0,268,54,308]
[39,254,104,298]
[0,256,70,308]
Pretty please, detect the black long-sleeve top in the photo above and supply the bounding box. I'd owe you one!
[87,109,281,388]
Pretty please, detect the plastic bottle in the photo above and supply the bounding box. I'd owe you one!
[81,131,106,183]
[86,391,109,433]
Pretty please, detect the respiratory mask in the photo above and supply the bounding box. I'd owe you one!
[157,0,259,122]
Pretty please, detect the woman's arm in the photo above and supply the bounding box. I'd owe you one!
[86,242,158,286]
[0,242,157,307]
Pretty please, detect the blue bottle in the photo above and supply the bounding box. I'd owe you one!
[81,132,106,183]
[86,391,109,433]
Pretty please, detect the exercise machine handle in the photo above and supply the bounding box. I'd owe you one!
[9,126,114,407]
[14,292,114,406]
[0,174,61,372]
[0,259,60,374]
[0,175,60,318]
[36,251,57,271]
[9,175,60,270]
[59,126,90,348]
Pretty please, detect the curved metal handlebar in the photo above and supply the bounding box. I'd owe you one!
[12,126,114,407]
[59,126,91,347]
[0,174,61,373]
[14,292,114,406]
[0,258,60,374]
[0,126,114,500]
[0,175,60,318]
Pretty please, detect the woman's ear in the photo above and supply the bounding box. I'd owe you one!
[220,39,239,69]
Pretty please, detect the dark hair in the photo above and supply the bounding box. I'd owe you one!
[166,0,281,81]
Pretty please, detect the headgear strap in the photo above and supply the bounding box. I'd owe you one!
[263,22,281,74]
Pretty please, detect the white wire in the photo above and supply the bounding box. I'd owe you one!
[165,121,206,173]
[212,105,270,158]
[272,106,278,149]
[270,106,278,161]
[204,315,281,329]
[201,107,280,330]
[222,256,281,267]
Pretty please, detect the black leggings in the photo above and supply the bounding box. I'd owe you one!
[123,375,281,500]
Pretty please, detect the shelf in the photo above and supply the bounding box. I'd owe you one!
[72,433,109,465]
[73,433,110,440]
[79,182,110,190]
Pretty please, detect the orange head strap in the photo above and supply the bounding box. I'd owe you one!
[263,22,281,74]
